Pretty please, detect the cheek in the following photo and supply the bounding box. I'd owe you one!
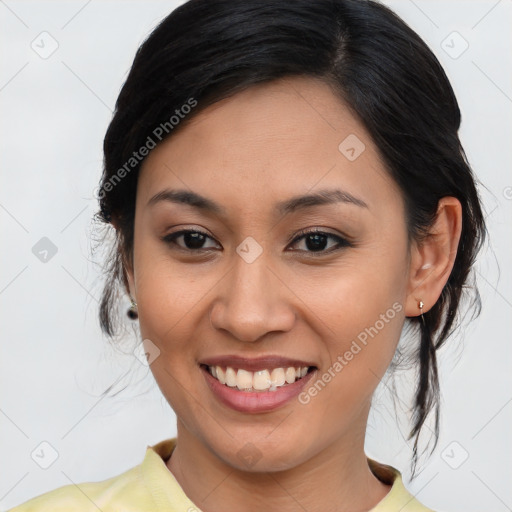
[300,242,408,399]
[133,254,211,420]
[300,277,405,430]
[294,240,407,335]
[317,282,404,387]
[133,238,208,351]
[137,271,208,350]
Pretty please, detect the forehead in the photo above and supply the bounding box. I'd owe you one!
[137,76,401,216]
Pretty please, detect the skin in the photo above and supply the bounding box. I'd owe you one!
[123,76,462,512]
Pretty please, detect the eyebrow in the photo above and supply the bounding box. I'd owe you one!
[146,187,368,216]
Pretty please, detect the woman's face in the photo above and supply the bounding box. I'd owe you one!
[129,76,412,471]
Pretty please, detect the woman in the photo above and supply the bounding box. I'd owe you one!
[10,0,486,510]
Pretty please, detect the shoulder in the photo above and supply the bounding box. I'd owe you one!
[367,457,438,512]
[8,459,153,511]
[8,439,178,512]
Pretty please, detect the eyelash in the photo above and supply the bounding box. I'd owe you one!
[161,228,351,256]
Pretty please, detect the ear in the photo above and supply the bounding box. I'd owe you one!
[125,258,136,302]
[112,219,136,302]
[405,197,462,317]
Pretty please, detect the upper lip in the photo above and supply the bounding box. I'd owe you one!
[199,355,317,372]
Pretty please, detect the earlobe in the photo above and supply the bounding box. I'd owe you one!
[124,265,138,320]
[405,197,462,317]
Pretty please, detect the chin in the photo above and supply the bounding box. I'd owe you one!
[211,434,308,474]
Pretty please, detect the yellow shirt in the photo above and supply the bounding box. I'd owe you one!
[9,438,435,511]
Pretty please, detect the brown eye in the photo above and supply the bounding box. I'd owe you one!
[288,229,351,254]
[162,230,220,251]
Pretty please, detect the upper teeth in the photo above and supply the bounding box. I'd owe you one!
[208,366,309,392]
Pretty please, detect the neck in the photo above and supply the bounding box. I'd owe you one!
[166,419,391,512]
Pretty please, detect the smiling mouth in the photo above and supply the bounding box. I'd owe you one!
[200,364,316,392]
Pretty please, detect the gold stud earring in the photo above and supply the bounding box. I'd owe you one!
[418,300,425,324]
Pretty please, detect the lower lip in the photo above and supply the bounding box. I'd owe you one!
[201,365,317,414]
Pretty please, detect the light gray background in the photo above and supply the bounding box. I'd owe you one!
[1,1,511,511]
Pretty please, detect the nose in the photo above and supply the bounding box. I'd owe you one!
[209,254,296,343]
